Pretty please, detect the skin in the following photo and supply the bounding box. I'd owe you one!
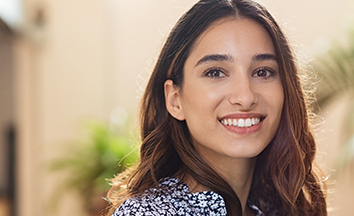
[165,18,284,215]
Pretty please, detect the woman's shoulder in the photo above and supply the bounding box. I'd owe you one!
[111,177,186,216]
[110,177,227,216]
[111,177,268,216]
[112,195,177,216]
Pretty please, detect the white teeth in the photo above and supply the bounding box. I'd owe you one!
[220,117,261,128]
[254,118,260,124]
[245,118,252,127]
[233,119,237,126]
[228,119,232,125]
[238,119,245,127]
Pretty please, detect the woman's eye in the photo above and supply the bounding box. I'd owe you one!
[204,68,226,78]
[253,67,275,79]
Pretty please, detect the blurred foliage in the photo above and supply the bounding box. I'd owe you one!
[311,27,354,176]
[48,121,139,213]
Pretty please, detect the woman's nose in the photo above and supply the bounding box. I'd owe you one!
[228,76,257,110]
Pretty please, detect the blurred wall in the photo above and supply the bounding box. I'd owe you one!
[0,18,14,201]
[14,0,354,216]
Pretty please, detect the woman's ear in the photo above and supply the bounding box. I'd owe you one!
[164,79,185,121]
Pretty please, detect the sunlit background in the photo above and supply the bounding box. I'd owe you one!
[0,0,354,215]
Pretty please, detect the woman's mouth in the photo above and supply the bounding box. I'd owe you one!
[220,117,264,128]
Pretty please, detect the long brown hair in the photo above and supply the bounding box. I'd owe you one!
[106,0,327,215]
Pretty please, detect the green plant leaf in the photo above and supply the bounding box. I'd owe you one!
[312,30,354,177]
[47,120,139,213]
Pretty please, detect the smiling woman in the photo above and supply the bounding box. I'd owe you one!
[165,19,284,162]
[104,0,327,215]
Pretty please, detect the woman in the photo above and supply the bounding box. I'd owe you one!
[105,0,327,215]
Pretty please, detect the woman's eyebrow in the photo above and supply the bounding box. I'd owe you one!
[195,54,233,67]
[195,53,277,67]
[252,53,277,62]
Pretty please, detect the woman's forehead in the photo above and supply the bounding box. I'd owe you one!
[186,18,276,67]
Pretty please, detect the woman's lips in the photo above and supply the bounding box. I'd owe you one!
[219,114,265,134]
[220,117,261,128]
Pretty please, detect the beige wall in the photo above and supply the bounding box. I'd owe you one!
[0,20,14,197]
[15,0,354,215]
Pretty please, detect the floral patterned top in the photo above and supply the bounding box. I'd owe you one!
[112,177,264,216]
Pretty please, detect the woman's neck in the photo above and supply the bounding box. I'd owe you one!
[181,156,257,215]
[208,156,257,215]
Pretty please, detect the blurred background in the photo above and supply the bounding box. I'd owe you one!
[0,0,354,215]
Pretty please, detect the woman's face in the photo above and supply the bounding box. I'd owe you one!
[165,18,284,161]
